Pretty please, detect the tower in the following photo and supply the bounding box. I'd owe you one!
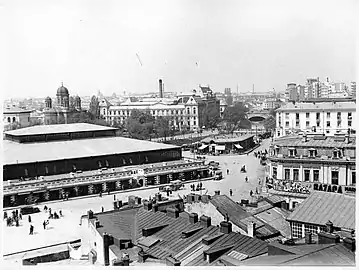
[74,95,82,111]
[45,96,52,109]
[56,82,70,108]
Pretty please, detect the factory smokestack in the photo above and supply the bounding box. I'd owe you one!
[159,79,164,98]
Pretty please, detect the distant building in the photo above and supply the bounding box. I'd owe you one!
[350,81,356,98]
[100,81,220,131]
[3,106,33,131]
[285,83,297,101]
[275,100,356,138]
[43,83,82,125]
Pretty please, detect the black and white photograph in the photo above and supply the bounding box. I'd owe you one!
[2,0,357,267]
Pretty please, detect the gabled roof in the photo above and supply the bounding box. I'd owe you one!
[99,97,112,107]
[287,191,355,230]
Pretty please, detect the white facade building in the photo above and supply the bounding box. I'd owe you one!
[275,101,356,138]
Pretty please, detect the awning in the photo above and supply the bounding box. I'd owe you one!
[215,145,225,151]
[198,144,209,150]
[234,144,243,149]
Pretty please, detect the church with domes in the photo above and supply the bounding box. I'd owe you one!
[43,83,82,125]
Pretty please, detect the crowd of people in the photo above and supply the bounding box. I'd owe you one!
[4,209,22,227]
[266,178,311,194]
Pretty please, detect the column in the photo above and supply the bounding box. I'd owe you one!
[74,186,79,197]
[10,195,17,206]
[43,191,50,201]
[115,181,122,190]
[167,174,173,183]
[155,175,160,185]
[88,184,94,195]
[102,182,107,192]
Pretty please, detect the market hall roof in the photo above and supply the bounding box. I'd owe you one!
[4,123,117,137]
[4,136,179,165]
[202,134,254,144]
[286,191,355,230]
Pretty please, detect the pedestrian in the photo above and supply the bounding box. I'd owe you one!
[49,208,52,215]
[59,210,62,217]
[227,169,229,175]
[29,225,34,235]
[250,190,253,197]
[28,215,32,223]
[15,209,19,217]
[245,176,248,182]
[44,205,48,212]
[43,220,46,230]
[16,218,19,227]
[229,189,233,196]
[101,206,104,212]
[19,213,22,220]
[114,195,116,201]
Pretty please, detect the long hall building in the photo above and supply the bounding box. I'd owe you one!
[3,123,210,207]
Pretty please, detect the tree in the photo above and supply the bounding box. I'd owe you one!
[222,102,249,131]
[89,95,100,119]
[155,116,172,140]
[225,95,233,106]
[67,111,109,126]
[126,109,155,140]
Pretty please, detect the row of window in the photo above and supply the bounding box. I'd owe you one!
[284,119,352,128]
[272,167,356,185]
[106,107,197,116]
[284,112,352,119]
[278,148,344,159]
[291,222,326,238]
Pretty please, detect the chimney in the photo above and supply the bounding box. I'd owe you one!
[87,210,94,219]
[166,207,179,219]
[305,232,312,244]
[220,221,232,234]
[189,213,198,224]
[152,203,159,212]
[159,79,163,98]
[103,233,114,266]
[95,219,101,228]
[326,220,334,233]
[318,232,340,244]
[247,222,256,237]
[302,133,307,142]
[343,238,356,252]
[144,200,152,211]
[200,215,212,228]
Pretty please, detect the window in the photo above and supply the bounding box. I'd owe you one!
[45,166,49,175]
[24,168,29,177]
[313,170,320,182]
[284,169,290,180]
[53,165,57,173]
[305,224,318,235]
[129,158,133,164]
[337,112,341,119]
[326,121,331,127]
[316,112,320,119]
[331,171,339,185]
[105,160,109,167]
[327,112,330,118]
[7,117,10,122]
[122,158,126,165]
[187,121,190,126]
[193,107,196,114]
[291,222,302,238]
[333,150,340,159]
[306,121,310,127]
[98,161,102,168]
[293,169,299,181]
[272,167,277,179]
[187,108,190,114]
[12,117,16,122]
[306,112,310,118]
[295,113,299,119]
[289,149,296,157]
[285,113,289,118]
[352,172,356,186]
[304,170,310,181]
[194,120,197,126]
[309,149,317,158]
[285,121,289,127]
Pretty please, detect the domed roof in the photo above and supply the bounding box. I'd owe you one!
[74,95,81,101]
[45,96,52,101]
[57,83,69,95]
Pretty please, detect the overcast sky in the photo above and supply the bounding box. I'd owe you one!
[4,0,357,99]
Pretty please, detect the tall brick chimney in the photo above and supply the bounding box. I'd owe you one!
[159,79,164,98]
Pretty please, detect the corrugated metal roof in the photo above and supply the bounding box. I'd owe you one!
[5,123,117,136]
[4,136,179,165]
[273,135,356,149]
[264,195,285,206]
[287,191,355,230]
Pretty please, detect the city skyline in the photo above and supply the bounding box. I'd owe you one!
[5,0,357,99]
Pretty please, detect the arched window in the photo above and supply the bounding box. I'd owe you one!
[193,107,196,114]
[98,161,102,168]
[105,160,109,167]
[129,158,133,164]
[7,117,10,123]
[187,108,190,114]
[24,168,29,177]
[12,117,16,122]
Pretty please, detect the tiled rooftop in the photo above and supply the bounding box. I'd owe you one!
[276,101,356,112]
[273,135,356,148]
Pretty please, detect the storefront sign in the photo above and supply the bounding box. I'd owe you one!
[313,183,356,194]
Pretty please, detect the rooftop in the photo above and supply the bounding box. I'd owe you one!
[276,101,356,112]
[287,191,355,230]
[4,136,179,165]
[4,123,117,136]
[273,135,356,148]
[202,134,254,144]
[3,106,33,114]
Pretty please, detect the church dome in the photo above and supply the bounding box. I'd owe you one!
[45,96,52,101]
[57,83,69,96]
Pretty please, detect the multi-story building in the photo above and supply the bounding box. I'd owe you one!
[100,81,220,131]
[268,133,356,186]
[350,81,356,98]
[275,100,356,138]
[3,106,33,131]
[285,83,297,101]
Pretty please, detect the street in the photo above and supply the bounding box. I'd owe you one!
[2,138,271,257]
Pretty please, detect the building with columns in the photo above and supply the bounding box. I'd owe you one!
[275,100,356,138]
[99,81,220,131]
[43,83,82,125]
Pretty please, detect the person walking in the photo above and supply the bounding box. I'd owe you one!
[227,169,229,175]
[250,190,253,197]
[101,206,104,212]
[59,210,62,217]
[19,213,22,220]
[229,189,233,197]
[28,215,32,223]
[245,176,248,182]
[43,220,46,230]
[114,195,116,201]
[29,225,34,235]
